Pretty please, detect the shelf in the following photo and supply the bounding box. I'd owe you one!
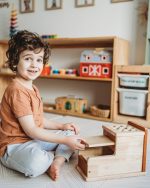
[0,36,129,122]
[0,36,122,49]
[0,71,15,77]
[0,40,8,45]
[40,75,112,82]
[0,71,112,82]
[47,36,116,48]
[84,135,115,147]
[113,65,150,128]
[43,105,112,122]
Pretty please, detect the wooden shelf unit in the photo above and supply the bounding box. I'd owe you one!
[0,36,129,121]
[113,65,150,128]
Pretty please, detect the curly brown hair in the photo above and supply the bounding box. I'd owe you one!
[6,30,51,72]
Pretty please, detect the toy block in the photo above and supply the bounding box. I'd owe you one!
[76,121,148,181]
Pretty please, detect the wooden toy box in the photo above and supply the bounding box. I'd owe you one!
[55,96,88,114]
[77,121,148,181]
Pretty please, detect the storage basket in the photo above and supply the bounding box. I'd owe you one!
[90,105,110,118]
[117,88,148,117]
[118,74,149,89]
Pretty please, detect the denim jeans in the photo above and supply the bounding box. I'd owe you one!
[1,130,75,177]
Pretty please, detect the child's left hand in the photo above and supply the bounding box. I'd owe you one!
[62,123,80,135]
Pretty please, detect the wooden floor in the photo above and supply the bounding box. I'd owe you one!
[0,113,150,188]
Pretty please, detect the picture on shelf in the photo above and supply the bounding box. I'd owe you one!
[19,0,34,13]
[45,0,62,10]
[75,0,95,8]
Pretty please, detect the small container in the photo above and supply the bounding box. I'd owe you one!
[117,88,148,117]
[90,105,110,118]
[118,74,149,89]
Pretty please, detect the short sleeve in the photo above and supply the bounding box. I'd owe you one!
[9,89,33,118]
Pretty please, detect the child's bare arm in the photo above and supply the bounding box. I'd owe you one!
[18,115,85,150]
[43,118,80,134]
[43,118,64,130]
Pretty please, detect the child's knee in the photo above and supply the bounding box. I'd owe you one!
[25,150,54,177]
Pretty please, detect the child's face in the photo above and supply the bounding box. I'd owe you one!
[17,49,44,81]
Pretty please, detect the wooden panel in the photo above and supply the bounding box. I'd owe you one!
[84,136,115,147]
[87,158,143,178]
[128,121,148,172]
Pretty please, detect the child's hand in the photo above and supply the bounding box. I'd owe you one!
[62,122,80,135]
[64,135,86,150]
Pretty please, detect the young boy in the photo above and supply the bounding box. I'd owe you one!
[0,30,85,181]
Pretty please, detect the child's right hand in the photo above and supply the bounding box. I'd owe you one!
[64,135,86,150]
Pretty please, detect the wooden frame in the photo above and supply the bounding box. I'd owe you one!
[75,0,95,8]
[45,0,62,10]
[111,0,133,3]
[19,0,34,13]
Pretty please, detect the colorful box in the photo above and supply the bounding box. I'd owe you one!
[80,49,112,78]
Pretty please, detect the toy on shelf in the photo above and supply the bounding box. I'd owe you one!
[9,5,18,38]
[77,121,148,181]
[90,104,110,118]
[55,95,87,114]
[80,48,112,78]
[52,69,77,77]
[41,34,58,39]
[41,63,51,76]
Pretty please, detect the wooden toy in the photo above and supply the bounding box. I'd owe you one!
[41,34,58,39]
[9,5,18,37]
[55,96,87,114]
[41,64,51,76]
[80,48,112,78]
[52,69,77,76]
[77,121,148,181]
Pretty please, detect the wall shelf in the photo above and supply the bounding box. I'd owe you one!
[0,36,129,122]
[0,71,112,82]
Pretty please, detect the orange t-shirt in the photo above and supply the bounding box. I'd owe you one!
[0,79,44,157]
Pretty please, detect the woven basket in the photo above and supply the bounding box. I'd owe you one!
[90,105,110,118]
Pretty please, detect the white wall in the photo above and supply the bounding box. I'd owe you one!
[0,0,147,64]
[0,0,148,105]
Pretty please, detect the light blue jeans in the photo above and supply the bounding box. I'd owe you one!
[0,130,75,177]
